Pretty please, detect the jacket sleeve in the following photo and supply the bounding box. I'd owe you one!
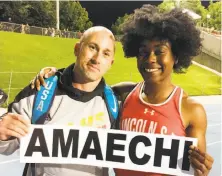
[111,83,137,130]
[111,82,137,102]
[0,85,36,155]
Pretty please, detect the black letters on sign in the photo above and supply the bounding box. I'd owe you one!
[182,141,193,171]
[80,131,103,160]
[52,129,79,158]
[154,138,179,169]
[25,128,49,157]
[129,135,151,165]
[106,133,126,163]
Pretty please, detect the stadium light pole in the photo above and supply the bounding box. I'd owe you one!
[56,0,60,30]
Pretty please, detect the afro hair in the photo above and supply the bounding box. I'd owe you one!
[121,4,202,72]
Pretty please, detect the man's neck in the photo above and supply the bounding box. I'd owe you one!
[72,80,101,92]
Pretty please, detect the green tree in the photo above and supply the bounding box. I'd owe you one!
[180,0,208,26]
[0,1,56,27]
[157,0,176,12]
[180,0,202,12]
[111,13,130,35]
[60,1,93,31]
[158,0,207,15]
[0,1,93,31]
[0,2,23,22]
[25,1,56,27]
[207,1,221,30]
[157,0,209,27]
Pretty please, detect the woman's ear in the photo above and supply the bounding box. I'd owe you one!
[175,59,178,65]
[174,56,178,65]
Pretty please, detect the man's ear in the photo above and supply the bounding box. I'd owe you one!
[74,43,80,56]
[111,59,114,65]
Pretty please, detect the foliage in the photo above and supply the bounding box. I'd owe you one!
[0,1,92,31]
[111,13,130,35]
[0,1,56,27]
[158,0,176,12]
[157,0,210,27]
[207,1,221,30]
[60,1,92,31]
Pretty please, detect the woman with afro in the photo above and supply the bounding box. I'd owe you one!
[114,4,214,176]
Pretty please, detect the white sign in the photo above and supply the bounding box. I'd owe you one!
[20,125,197,176]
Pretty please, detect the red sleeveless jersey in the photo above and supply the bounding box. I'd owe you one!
[115,82,186,176]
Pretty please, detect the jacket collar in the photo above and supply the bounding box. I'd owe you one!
[58,63,106,102]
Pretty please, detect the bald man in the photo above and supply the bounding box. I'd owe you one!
[0,26,116,176]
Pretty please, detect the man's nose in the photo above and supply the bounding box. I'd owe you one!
[91,52,101,64]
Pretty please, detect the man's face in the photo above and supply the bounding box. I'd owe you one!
[137,39,175,84]
[74,31,115,82]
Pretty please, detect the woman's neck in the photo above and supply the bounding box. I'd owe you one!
[142,80,175,104]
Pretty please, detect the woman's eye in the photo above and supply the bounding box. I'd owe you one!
[138,51,148,58]
[155,50,164,55]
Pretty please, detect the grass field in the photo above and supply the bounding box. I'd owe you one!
[0,31,221,104]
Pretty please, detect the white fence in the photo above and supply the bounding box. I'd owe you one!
[200,31,221,60]
[0,21,83,39]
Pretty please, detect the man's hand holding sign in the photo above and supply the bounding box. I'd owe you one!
[20,125,197,176]
[0,113,30,141]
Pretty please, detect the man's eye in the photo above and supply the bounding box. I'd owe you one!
[89,45,96,50]
[104,52,110,57]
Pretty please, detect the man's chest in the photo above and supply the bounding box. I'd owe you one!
[45,95,111,129]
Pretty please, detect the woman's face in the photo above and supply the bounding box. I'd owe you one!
[137,39,176,84]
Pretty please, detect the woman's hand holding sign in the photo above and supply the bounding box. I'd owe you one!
[189,145,214,176]
[0,113,30,140]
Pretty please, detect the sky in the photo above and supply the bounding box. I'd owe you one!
[79,1,218,28]
[80,1,161,28]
